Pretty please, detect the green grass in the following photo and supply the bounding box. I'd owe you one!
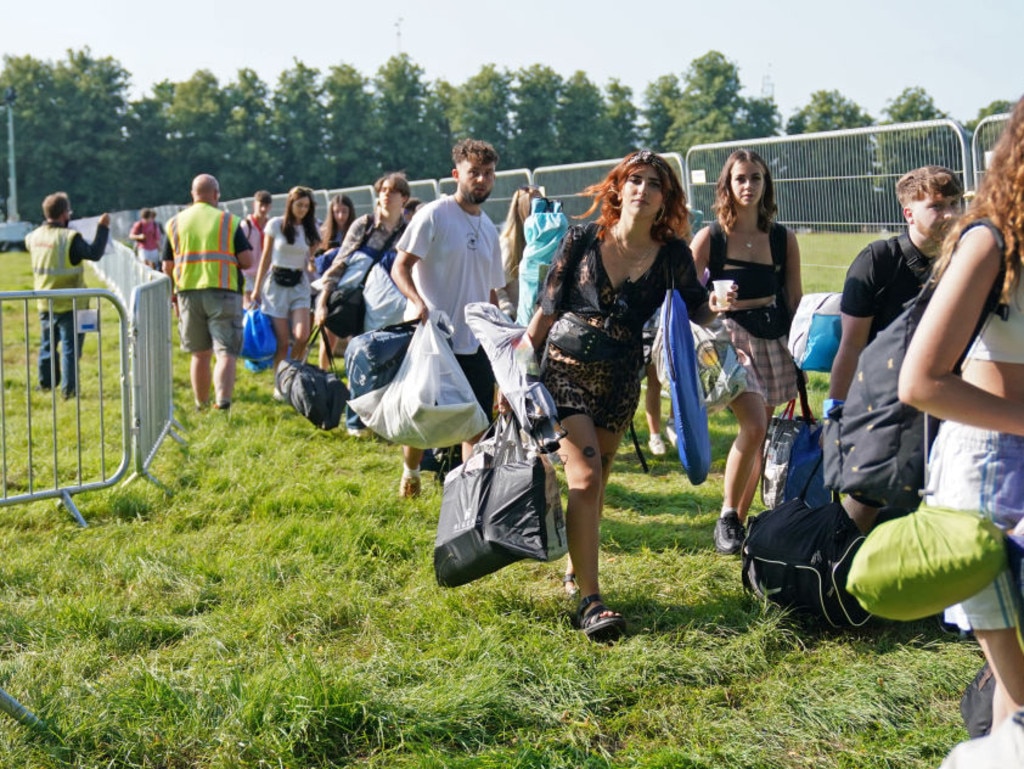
[0,245,982,768]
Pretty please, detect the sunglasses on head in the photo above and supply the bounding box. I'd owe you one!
[626,149,671,174]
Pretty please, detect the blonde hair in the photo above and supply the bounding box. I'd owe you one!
[499,186,540,280]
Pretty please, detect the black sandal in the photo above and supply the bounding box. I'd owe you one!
[577,593,626,642]
[562,572,579,598]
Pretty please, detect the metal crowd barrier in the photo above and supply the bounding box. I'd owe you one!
[71,220,182,490]
[0,288,131,526]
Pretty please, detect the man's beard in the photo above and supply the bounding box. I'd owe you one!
[463,188,492,205]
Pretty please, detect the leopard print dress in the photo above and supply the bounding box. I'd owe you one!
[540,225,708,435]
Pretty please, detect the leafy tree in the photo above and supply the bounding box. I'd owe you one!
[269,60,326,190]
[786,90,873,134]
[881,86,947,124]
[642,75,681,150]
[448,65,513,163]
[508,65,562,169]
[965,99,1014,133]
[322,63,377,186]
[604,79,639,156]
[0,49,130,216]
[556,71,609,163]
[421,81,455,179]
[738,96,781,140]
[662,52,780,151]
[372,55,435,179]
[221,68,275,199]
[123,85,174,207]
[162,71,234,197]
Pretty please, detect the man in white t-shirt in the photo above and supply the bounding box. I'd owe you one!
[391,138,505,498]
[240,190,272,308]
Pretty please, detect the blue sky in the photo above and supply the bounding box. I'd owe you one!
[4,0,1020,125]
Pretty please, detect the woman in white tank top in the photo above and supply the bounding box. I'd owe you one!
[900,95,1024,733]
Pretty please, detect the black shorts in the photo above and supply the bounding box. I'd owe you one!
[456,347,495,419]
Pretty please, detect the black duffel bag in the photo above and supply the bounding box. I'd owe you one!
[323,282,367,339]
[742,498,870,628]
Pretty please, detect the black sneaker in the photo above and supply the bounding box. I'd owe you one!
[714,512,745,555]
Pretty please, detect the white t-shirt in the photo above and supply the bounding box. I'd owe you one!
[396,196,503,354]
[265,217,312,271]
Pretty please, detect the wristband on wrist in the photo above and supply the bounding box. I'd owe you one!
[822,398,844,420]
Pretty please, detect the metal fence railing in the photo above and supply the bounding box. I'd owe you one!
[114,117,1014,244]
[73,217,181,490]
[971,113,1011,190]
[685,120,972,234]
[0,287,132,526]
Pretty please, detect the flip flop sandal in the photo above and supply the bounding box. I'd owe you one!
[577,593,626,643]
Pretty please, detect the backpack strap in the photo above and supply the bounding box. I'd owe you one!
[768,222,787,276]
[708,222,727,279]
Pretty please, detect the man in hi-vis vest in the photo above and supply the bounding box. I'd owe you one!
[26,192,110,399]
[163,174,253,410]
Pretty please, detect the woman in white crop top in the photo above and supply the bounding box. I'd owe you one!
[251,186,320,380]
[900,95,1024,733]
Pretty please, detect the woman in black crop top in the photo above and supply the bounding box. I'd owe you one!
[526,150,722,641]
[691,149,803,555]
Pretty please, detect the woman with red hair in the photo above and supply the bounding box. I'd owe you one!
[526,150,723,641]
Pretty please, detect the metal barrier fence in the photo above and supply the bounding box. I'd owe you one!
[72,217,180,490]
[971,113,1011,190]
[118,118,1014,244]
[685,120,972,234]
[0,287,131,526]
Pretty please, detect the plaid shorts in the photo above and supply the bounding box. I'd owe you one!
[929,421,1024,631]
[720,317,798,408]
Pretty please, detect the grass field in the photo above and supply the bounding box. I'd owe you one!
[0,235,984,769]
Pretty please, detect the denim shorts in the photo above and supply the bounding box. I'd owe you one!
[928,421,1024,630]
[260,271,311,318]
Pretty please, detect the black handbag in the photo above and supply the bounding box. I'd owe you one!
[726,303,789,339]
[434,415,567,587]
[547,313,630,362]
[271,266,303,287]
[742,498,870,628]
[323,283,367,339]
[322,219,405,339]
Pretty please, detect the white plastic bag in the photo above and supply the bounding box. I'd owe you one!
[351,314,489,448]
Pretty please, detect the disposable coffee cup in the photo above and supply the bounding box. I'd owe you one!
[712,280,733,303]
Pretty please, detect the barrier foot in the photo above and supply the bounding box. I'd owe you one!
[0,687,48,732]
[57,490,88,528]
[121,470,172,497]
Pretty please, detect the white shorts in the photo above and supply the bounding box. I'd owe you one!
[928,421,1024,631]
[260,271,311,318]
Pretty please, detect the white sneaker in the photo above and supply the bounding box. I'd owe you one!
[347,427,369,438]
[648,433,666,456]
[273,387,285,402]
[665,424,677,448]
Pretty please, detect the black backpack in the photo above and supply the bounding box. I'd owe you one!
[323,215,404,339]
[822,220,1008,510]
[742,498,870,628]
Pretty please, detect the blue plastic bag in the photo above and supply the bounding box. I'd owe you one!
[241,307,276,363]
[662,289,711,484]
[517,198,568,324]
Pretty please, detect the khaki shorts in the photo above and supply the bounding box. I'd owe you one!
[178,289,243,356]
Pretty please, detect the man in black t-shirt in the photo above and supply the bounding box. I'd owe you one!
[828,165,963,531]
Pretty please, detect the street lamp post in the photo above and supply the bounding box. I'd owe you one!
[3,87,18,223]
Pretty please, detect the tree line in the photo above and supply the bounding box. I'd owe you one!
[0,47,1012,218]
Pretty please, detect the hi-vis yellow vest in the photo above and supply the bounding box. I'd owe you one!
[166,203,243,292]
[27,225,84,313]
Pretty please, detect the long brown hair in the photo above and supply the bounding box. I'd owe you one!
[937,97,1024,301]
[319,194,355,251]
[713,149,777,234]
[282,186,319,246]
[580,150,690,243]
